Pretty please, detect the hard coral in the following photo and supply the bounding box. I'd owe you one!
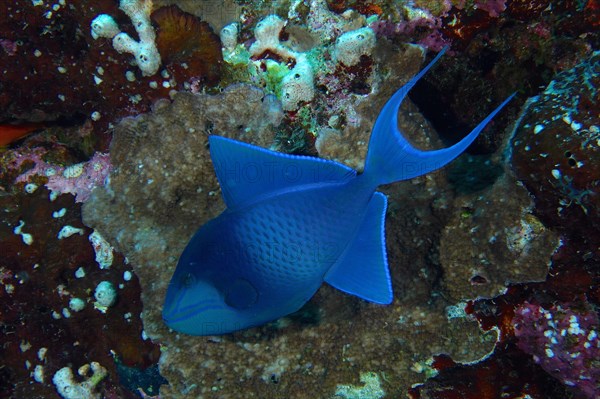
[92,0,161,76]
[248,14,316,111]
[333,27,376,67]
[53,362,107,399]
[249,14,296,61]
[152,5,223,86]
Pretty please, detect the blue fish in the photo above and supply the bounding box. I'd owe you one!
[162,49,514,335]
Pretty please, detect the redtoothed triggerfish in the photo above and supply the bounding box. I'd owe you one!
[163,48,514,335]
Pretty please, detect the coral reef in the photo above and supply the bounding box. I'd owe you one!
[411,49,600,399]
[152,5,223,86]
[333,27,376,67]
[513,301,600,399]
[0,0,222,144]
[511,51,600,247]
[440,174,559,302]
[53,362,108,399]
[246,14,318,112]
[369,0,596,154]
[316,43,425,170]
[1,0,599,398]
[408,342,574,398]
[220,6,383,125]
[80,71,511,397]
[423,232,600,399]
[8,149,111,203]
[0,185,160,398]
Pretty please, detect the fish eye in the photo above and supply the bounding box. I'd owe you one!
[179,272,196,288]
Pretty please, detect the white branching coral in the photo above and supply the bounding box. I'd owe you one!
[245,11,379,111]
[90,14,120,39]
[90,0,161,76]
[249,15,316,111]
[52,362,107,399]
[249,15,297,61]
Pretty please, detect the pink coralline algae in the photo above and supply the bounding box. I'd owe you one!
[473,0,507,17]
[11,150,111,203]
[513,301,600,398]
[0,38,17,55]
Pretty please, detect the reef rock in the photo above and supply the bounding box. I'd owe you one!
[510,51,600,247]
[0,185,159,398]
[440,173,560,302]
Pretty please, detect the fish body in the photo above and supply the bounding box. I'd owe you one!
[166,164,377,335]
[0,123,44,146]
[163,48,514,335]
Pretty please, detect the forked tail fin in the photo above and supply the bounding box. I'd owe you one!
[363,47,515,186]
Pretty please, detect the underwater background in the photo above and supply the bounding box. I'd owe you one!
[0,0,598,398]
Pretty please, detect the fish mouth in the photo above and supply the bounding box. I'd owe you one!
[162,298,223,324]
[162,283,252,335]
[162,280,224,325]
[162,299,245,335]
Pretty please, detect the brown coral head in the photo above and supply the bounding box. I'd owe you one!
[152,5,223,85]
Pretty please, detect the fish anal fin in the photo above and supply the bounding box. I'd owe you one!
[324,192,392,304]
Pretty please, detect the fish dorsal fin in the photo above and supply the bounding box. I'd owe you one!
[209,136,356,209]
[324,192,392,304]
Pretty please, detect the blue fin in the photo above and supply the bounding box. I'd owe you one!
[209,136,356,209]
[364,47,515,186]
[324,192,392,304]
